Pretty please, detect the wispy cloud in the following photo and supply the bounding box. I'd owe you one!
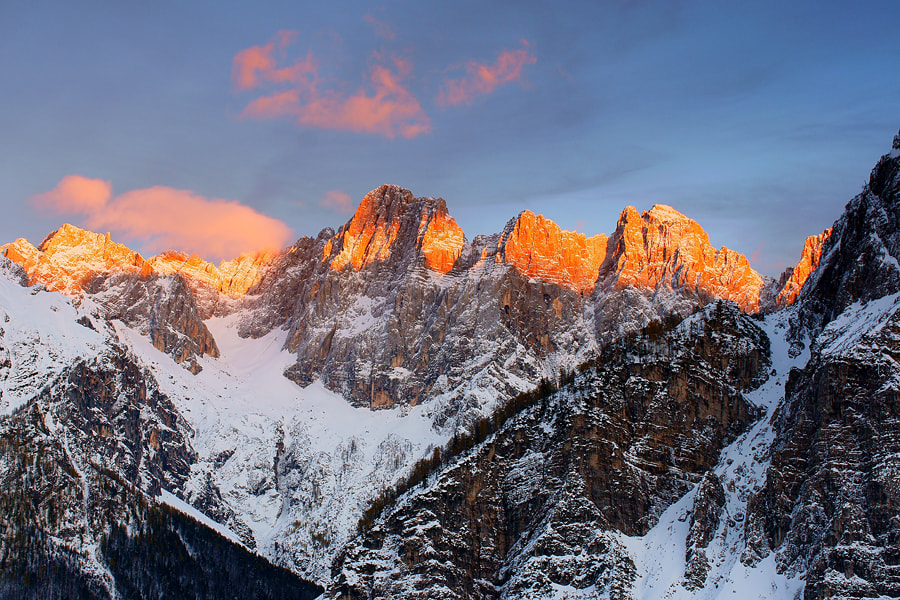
[364,14,396,41]
[437,41,536,107]
[231,30,310,91]
[234,33,430,139]
[320,190,356,214]
[31,175,294,261]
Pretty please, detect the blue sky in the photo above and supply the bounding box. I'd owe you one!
[1,1,898,274]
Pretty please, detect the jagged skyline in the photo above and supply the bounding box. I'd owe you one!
[2,1,899,274]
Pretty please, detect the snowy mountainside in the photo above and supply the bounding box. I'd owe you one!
[115,311,449,582]
[3,130,899,598]
[0,258,107,415]
[330,129,900,599]
[622,309,809,600]
[0,258,322,598]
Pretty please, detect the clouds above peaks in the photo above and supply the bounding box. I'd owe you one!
[437,41,537,107]
[232,30,315,92]
[232,27,537,138]
[234,31,429,139]
[30,176,294,262]
[32,175,112,214]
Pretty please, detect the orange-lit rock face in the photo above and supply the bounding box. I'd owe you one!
[608,205,765,312]
[330,184,464,274]
[1,223,148,295]
[149,250,275,297]
[1,238,41,274]
[1,223,275,298]
[330,186,407,271]
[419,210,465,274]
[776,228,832,307]
[497,210,608,293]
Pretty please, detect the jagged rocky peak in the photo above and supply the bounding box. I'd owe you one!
[1,223,150,294]
[775,228,832,307]
[495,209,608,293]
[602,203,765,312]
[148,249,276,297]
[326,184,465,274]
[794,128,900,334]
[0,224,220,372]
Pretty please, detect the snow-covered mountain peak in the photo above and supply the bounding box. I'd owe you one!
[0,223,150,295]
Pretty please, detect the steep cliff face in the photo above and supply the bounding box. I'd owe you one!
[240,185,605,413]
[332,301,769,599]
[599,204,766,309]
[328,184,465,275]
[793,131,900,338]
[775,229,832,308]
[495,210,608,294]
[745,295,900,599]
[84,271,221,373]
[741,130,900,599]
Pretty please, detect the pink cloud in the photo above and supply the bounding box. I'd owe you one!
[30,177,294,262]
[31,175,112,214]
[364,14,396,40]
[437,41,536,107]
[231,30,309,91]
[320,190,355,214]
[234,35,429,139]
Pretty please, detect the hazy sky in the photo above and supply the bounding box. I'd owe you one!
[2,1,898,274]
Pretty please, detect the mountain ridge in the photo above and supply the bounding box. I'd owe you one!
[1,127,899,598]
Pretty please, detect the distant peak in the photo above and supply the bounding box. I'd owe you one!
[775,228,833,307]
[498,210,608,293]
[330,185,464,274]
[39,223,101,251]
[606,204,763,312]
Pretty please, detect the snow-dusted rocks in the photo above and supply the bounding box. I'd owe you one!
[1,139,886,598]
[0,225,222,372]
[332,301,770,599]
[739,134,900,599]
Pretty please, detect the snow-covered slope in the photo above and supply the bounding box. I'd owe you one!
[116,311,448,581]
[0,257,108,414]
[0,257,321,599]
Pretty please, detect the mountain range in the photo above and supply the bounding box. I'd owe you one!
[0,128,898,599]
